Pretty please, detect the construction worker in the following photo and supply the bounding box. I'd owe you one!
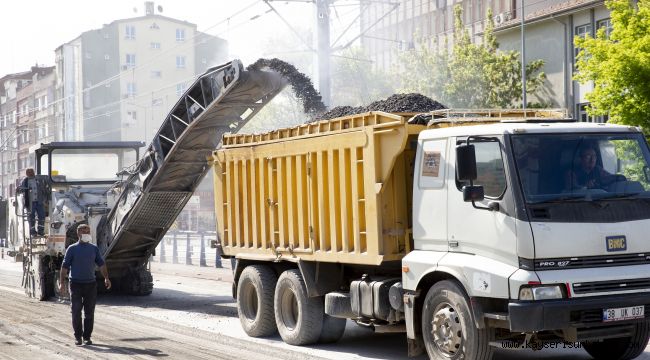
[59,224,112,346]
[19,168,46,236]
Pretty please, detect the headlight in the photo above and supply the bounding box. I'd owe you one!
[519,285,564,300]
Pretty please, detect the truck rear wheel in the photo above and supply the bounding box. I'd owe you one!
[237,265,278,337]
[274,269,323,345]
[583,320,650,360]
[422,280,493,360]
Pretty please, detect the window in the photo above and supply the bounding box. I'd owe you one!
[597,18,613,39]
[126,82,137,97]
[176,83,186,97]
[176,56,186,69]
[575,24,592,38]
[126,53,136,68]
[176,28,185,41]
[456,140,506,198]
[150,42,161,49]
[150,22,159,30]
[151,70,162,78]
[574,23,593,57]
[577,103,608,123]
[104,54,110,60]
[127,111,137,122]
[125,25,136,39]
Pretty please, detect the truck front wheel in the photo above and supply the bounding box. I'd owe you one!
[422,280,493,360]
[237,265,278,337]
[583,321,650,360]
[274,269,323,345]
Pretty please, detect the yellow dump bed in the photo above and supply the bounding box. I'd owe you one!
[212,112,426,266]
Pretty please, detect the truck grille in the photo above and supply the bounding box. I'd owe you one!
[573,278,650,295]
[527,253,650,270]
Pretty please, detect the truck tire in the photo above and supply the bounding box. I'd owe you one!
[583,320,650,360]
[122,267,153,296]
[274,269,323,345]
[53,269,69,300]
[318,314,346,343]
[237,265,278,337]
[24,256,50,301]
[422,280,493,360]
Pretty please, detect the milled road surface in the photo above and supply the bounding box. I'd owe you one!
[0,257,648,360]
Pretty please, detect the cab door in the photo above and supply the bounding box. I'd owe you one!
[412,137,449,251]
[446,136,518,267]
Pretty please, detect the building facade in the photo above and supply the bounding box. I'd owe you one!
[360,0,608,120]
[55,3,228,142]
[0,67,56,199]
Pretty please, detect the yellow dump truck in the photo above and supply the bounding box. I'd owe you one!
[212,110,650,360]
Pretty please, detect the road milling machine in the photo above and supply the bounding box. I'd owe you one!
[4,60,286,299]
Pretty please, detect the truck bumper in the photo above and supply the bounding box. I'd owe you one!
[509,292,650,333]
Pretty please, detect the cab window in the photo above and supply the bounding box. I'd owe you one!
[456,140,507,198]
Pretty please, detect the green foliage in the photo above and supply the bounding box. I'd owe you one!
[574,0,650,129]
[613,139,650,189]
[398,6,546,108]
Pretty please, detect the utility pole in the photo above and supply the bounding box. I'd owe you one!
[315,0,331,107]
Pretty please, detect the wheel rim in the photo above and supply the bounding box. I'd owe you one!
[240,280,259,322]
[431,302,463,356]
[279,286,299,330]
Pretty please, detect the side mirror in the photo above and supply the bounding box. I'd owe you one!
[456,144,477,181]
[462,185,484,202]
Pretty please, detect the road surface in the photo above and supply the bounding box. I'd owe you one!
[0,257,648,359]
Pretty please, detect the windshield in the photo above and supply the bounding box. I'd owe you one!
[512,133,650,203]
[41,148,138,182]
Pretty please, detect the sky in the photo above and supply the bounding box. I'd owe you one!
[0,0,360,75]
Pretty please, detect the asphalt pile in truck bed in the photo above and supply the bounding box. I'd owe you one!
[248,58,326,115]
[314,93,447,121]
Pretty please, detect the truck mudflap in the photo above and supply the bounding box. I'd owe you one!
[98,59,286,276]
[509,293,650,337]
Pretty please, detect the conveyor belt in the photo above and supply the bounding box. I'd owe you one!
[97,59,286,276]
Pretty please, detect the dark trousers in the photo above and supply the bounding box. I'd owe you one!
[28,201,45,235]
[70,281,97,340]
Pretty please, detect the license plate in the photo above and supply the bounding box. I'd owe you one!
[602,306,645,322]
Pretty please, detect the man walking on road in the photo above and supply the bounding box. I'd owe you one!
[59,224,112,346]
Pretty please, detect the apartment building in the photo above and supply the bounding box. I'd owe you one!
[0,66,55,199]
[55,2,228,142]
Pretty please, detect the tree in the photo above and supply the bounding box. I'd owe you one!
[398,6,546,108]
[574,0,650,128]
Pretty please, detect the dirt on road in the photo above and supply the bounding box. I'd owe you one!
[0,260,323,360]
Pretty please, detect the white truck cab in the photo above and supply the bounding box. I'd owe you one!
[404,121,650,359]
